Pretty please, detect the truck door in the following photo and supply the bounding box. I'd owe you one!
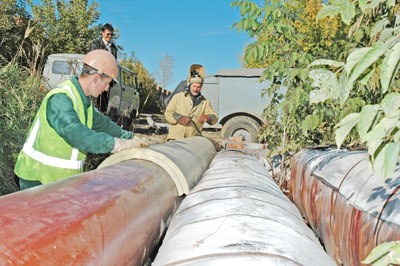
[107,66,139,130]
[200,76,219,128]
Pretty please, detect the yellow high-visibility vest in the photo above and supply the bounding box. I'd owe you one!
[14,79,93,184]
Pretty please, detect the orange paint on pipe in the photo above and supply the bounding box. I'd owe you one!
[290,148,400,266]
[0,160,180,265]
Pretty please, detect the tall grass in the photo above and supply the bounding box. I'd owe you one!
[0,61,45,196]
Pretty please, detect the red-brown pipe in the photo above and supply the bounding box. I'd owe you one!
[0,137,216,265]
[290,148,400,265]
[0,160,180,265]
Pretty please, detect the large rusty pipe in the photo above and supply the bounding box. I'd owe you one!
[153,150,335,265]
[0,137,216,265]
[290,148,400,266]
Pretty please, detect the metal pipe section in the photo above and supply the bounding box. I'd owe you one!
[0,137,216,265]
[99,136,216,195]
[290,148,400,266]
[153,150,335,265]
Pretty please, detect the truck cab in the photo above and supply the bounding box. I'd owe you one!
[42,53,140,129]
[200,68,281,142]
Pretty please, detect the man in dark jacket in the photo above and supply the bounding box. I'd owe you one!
[89,23,118,112]
[89,23,118,59]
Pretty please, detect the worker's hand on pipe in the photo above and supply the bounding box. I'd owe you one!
[143,136,166,145]
[111,136,164,153]
[206,137,224,152]
[112,137,147,153]
[178,116,190,126]
[198,115,209,123]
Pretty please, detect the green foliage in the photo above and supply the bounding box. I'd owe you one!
[310,2,400,259]
[381,42,400,93]
[30,0,100,56]
[309,69,341,104]
[0,61,45,196]
[316,0,355,25]
[0,0,33,64]
[312,0,400,180]
[1,0,103,71]
[362,241,400,265]
[334,112,360,148]
[234,2,399,260]
[119,52,160,113]
[232,0,351,155]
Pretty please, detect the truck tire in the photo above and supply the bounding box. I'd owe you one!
[221,116,260,142]
[121,117,131,130]
[108,107,119,122]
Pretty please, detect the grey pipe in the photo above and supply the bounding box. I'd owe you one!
[153,150,335,265]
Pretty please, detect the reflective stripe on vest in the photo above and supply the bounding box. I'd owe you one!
[22,85,84,170]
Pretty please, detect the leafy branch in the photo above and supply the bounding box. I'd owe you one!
[311,0,400,179]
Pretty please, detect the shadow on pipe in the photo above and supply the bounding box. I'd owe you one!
[153,150,335,265]
[290,148,400,266]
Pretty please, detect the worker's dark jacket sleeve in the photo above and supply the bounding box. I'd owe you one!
[46,94,132,154]
[89,39,118,59]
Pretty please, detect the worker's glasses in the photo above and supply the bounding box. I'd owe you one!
[105,33,113,37]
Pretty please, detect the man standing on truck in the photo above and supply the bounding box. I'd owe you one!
[14,50,158,190]
[165,65,218,140]
[89,23,118,113]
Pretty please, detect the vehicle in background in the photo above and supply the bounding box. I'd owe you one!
[201,68,272,142]
[42,53,140,129]
[107,66,140,129]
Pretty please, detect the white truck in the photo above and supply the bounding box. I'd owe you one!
[42,53,140,129]
[201,68,272,142]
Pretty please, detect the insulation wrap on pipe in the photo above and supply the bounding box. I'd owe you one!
[99,136,216,195]
[0,137,216,265]
[290,148,400,266]
[153,150,335,265]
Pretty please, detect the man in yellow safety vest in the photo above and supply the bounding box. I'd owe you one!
[14,49,157,190]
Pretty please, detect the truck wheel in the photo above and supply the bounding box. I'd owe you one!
[122,116,133,131]
[108,107,119,123]
[221,116,260,142]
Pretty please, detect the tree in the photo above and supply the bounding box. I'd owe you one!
[234,0,400,180]
[157,53,175,89]
[0,0,32,64]
[310,0,400,180]
[29,0,100,56]
[232,0,351,154]
[120,52,160,113]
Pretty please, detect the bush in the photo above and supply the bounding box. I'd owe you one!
[0,61,45,196]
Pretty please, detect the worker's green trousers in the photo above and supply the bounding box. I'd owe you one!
[19,177,42,190]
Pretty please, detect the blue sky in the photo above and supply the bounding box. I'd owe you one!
[96,0,251,90]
